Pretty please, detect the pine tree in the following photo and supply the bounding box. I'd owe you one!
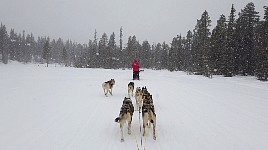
[87,40,94,67]
[25,33,33,63]
[99,33,108,68]
[21,30,27,63]
[181,36,188,71]
[29,33,36,62]
[177,34,183,70]
[92,29,99,67]
[234,12,243,75]
[62,47,68,67]
[54,38,64,64]
[36,36,47,63]
[9,29,17,61]
[108,32,116,68]
[0,23,9,64]
[235,2,259,75]
[255,6,268,81]
[120,27,123,51]
[192,22,200,74]
[185,30,193,73]
[126,36,139,68]
[140,40,151,68]
[193,11,212,76]
[225,4,236,77]
[168,36,178,71]
[152,43,162,69]
[161,42,169,69]
[210,15,227,75]
[43,40,51,67]
[67,40,76,67]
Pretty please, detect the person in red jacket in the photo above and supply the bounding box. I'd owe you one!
[132,59,140,80]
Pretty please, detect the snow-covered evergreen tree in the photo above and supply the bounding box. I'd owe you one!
[43,40,51,67]
[192,10,212,76]
[255,6,268,81]
[119,27,123,51]
[210,15,227,75]
[235,2,259,75]
[140,40,150,68]
[107,32,116,68]
[168,36,179,71]
[62,47,68,67]
[160,42,169,69]
[99,33,108,68]
[225,4,236,77]
[0,23,9,64]
[185,30,193,73]
[9,29,17,61]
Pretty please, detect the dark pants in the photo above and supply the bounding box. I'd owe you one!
[133,71,139,80]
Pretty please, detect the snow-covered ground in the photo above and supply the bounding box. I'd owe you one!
[1,62,268,150]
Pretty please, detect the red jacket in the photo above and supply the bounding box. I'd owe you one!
[132,60,140,71]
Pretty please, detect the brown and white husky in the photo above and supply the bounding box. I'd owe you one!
[115,97,134,142]
[102,79,115,96]
[135,87,143,112]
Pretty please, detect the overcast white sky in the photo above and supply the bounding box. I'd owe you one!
[0,0,266,45]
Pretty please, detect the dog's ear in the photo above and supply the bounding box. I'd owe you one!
[124,97,129,101]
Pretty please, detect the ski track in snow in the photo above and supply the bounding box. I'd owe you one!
[1,62,268,150]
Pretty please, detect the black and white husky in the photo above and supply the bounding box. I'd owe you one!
[115,97,134,142]
[142,89,156,140]
[102,79,115,96]
[128,82,134,97]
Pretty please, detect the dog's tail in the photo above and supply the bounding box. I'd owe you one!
[115,117,121,123]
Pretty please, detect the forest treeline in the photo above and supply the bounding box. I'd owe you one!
[1,2,268,81]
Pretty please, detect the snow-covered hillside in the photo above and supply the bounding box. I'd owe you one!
[1,62,268,150]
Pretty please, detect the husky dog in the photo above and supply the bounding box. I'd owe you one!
[115,97,134,142]
[142,93,154,105]
[142,86,151,97]
[128,82,134,97]
[142,89,156,140]
[135,87,143,112]
[141,86,148,95]
[102,79,115,96]
[142,103,156,140]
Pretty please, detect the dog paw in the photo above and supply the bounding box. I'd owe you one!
[121,139,124,142]
[153,136,156,140]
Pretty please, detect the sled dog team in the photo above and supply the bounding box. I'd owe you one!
[102,79,156,142]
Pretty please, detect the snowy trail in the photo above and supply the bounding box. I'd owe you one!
[1,62,268,150]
